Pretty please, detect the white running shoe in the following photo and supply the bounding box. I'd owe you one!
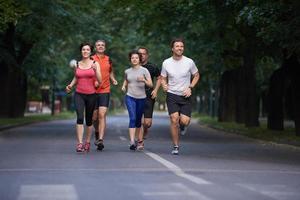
[171,146,179,155]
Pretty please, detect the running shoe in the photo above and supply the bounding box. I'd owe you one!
[76,143,85,153]
[129,143,137,151]
[84,142,90,152]
[96,139,104,151]
[171,145,179,155]
[137,140,144,151]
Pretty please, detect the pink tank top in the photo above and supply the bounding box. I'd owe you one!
[75,67,96,94]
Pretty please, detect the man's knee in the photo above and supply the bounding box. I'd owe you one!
[180,116,190,126]
[144,119,152,128]
[98,108,107,119]
[170,114,179,125]
[99,112,106,119]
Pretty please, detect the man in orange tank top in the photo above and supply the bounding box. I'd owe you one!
[92,40,118,151]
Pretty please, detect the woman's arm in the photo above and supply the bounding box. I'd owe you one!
[144,75,153,88]
[66,76,77,93]
[121,79,128,92]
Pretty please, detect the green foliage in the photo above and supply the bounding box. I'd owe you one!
[0,0,28,31]
[236,1,300,55]
[1,0,299,116]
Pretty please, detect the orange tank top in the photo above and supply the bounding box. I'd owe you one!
[92,54,112,93]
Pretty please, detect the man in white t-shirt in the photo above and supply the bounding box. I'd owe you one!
[161,38,200,155]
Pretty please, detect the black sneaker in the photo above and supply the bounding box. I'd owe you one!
[129,144,137,151]
[95,139,104,151]
[94,139,101,146]
[97,142,104,151]
[171,146,179,155]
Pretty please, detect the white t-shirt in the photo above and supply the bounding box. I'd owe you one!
[125,66,151,99]
[161,56,198,96]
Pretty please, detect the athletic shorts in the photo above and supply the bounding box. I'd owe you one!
[95,93,110,108]
[144,96,155,118]
[166,92,192,117]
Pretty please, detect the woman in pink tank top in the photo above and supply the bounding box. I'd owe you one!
[66,42,102,153]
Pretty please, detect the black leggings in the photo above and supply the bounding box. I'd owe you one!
[74,92,96,126]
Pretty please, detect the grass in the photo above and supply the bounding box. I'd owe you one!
[0,112,76,127]
[0,109,125,129]
[193,113,300,147]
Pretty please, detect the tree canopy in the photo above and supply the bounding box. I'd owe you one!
[1,0,299,134]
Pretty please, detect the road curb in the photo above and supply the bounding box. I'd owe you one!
[0,123,35,132]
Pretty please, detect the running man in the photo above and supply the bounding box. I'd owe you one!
[92,39,118,151]
[161,38,200,155]
[136,47,161,150]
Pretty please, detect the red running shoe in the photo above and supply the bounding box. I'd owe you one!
[84,142,91,152]
[76,143,84,153]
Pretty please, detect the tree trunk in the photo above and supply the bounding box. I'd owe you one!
[243,47,259,127]
[235,68,246,124]
[218,69,238,122]
[267,68,284,130]
[288,54,300,136]
[0,23,30,118]
[0,61,27,117]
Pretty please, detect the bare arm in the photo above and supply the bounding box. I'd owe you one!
[121,79,128,92]
[183,72,200,97]
[189,72,200,89]
[66,76,77,93]
[95,62,102,84]
[144,76,153,88]
[161,76,168,92]
[151,76,162,99]
[110,70,118,85]
[137,74,153,88]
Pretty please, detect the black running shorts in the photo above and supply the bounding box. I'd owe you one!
[95,93,110,108]
[144,96,155,118]
[166,92,191,117]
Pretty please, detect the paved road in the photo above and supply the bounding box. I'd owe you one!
[0,112,300,200]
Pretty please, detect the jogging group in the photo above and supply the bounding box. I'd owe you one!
[66,38,200,155]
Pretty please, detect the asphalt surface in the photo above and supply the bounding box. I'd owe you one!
[0,112,300,200]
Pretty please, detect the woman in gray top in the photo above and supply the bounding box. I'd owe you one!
[122,50,153,150]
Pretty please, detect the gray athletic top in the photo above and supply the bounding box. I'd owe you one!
[161,55,198,96]
[125,66,151,99]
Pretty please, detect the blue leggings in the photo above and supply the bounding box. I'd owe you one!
[125,95,145,128]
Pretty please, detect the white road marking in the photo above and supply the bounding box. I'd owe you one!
[143,191,194,196]
[143,183,212,200]
[117,136,211,185]
[238,184,299,200]
[173,183,212,200]
[119,136,127,141]
[145,151,212,185]
[18,184,78,200]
